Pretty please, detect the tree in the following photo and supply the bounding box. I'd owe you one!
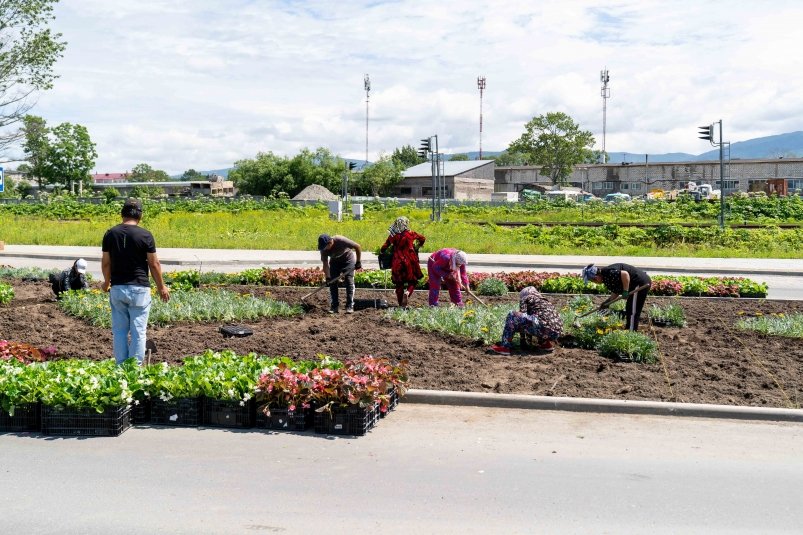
[230,147,346,198]
[21,115,49,187]
[0,0,67,160]
[391,145,425,169]
[585,149,608,164]
[507,112,595,186]
[354,154,403,196]
[448,153,469,161]
[181,168,204,181]
[490,151,527,166]
[130,163,170,182]
[44,122,97,191]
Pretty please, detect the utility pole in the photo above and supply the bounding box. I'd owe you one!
[600,69,610,164]
[364,74,371,164]
[477,76,486,159]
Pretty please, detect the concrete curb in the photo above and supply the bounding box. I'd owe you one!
[403,389,803,423]
[2,251,802,277]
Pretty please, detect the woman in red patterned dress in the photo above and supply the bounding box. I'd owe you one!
[379,216,426,307]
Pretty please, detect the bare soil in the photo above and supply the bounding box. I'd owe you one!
[2,280,801,409]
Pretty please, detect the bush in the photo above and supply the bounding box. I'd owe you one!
[0,282,14,305]
[597,330,658,363]
[476,277,507,296]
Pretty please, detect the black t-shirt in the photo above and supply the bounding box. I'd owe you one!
[102,224,156,286]
[599,263,651,294]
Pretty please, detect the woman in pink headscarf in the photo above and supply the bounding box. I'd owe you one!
[427,248,469,306]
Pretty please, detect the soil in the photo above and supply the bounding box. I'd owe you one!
[2,280,802,409]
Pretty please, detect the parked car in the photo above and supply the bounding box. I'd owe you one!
[604,193,632,203]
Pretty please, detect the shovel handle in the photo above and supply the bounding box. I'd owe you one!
[301,274,344,301]
[465,287,488,307]
[576,283,651,319]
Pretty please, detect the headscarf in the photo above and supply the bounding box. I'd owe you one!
[519,286,542,314]
[450,250,467,272]
[388,216,410,237]
[582,264,598,283]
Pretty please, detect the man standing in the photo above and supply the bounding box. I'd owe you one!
[582,263,652,331]
[49,258,90,298]
[318,233,362,314]
[102,198,170,364]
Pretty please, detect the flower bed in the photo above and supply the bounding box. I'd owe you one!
[159,267,769,298]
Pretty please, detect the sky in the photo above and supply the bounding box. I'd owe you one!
[11,0,803,174]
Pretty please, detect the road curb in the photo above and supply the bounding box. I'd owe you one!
[2,251,802,277]
[402,389,803,423]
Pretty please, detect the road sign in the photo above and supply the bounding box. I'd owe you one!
[0,167,4,193]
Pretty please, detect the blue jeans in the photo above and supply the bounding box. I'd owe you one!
[110,285,152,364]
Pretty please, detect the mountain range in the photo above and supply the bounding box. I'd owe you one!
[195,131,803,175]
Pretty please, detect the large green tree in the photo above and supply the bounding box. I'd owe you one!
[129,163,170,182]
[21,114,49,187]
[44,122,97,191]
[391,144,425,169]
[507,112,595,186]
[353,154,403,196]
[0,0,66,159]
[230,147,345,198]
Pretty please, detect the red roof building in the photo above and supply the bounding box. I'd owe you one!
[92,172,130,184]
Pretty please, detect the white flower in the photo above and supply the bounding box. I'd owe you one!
[134,400,140,405]
[239,401,245,406]
[126,397,133,403]
[227,388,235,398]
[242,393,252,402]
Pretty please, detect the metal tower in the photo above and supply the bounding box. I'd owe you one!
[477,76,486,159]
[600,69,610,164]
[364,74,371,164]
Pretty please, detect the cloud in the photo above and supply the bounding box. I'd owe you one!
[12,0,803,173]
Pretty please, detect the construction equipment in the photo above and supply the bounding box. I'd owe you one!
[571,284,651,328]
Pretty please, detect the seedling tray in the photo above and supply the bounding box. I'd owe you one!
[202,398,254,428]
[255,406,313,432]
[353,298,388,310]
[150,397,202,427]
[41,404,131,437]
[314,404,378,436]
[0,402,41,433]
[219,325,254,338]
[131,398,151,424]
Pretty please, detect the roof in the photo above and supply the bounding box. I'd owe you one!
[403,160,494,178]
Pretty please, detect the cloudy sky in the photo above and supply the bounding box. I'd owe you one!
[18,0,803,174]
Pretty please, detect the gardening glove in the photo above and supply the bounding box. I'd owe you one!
[354,260,362,271]
[621,290,630,299]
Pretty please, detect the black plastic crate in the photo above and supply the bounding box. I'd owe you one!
[0,402,41,433]
[131,398,151,425]
[314,404,378,436]
[256,406,313,432]
[202,398,254,428]
[41,405,131,437]
[150,397,201,427]
[380,388,400,419]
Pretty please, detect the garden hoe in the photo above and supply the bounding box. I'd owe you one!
[145,339,157,366]
[465,286,488,308]
[300,273,345,310]
[571,283,651,328]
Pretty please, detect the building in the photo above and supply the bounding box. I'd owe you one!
[91,179,236,197]
[397,160,495,200]
[494,158,803,196]
[92,172,131,184]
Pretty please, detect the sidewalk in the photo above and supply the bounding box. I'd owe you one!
[2,244,802,276]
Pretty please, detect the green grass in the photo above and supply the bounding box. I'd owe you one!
[1,203,802,258]
[736,313,803,338]
[58,288,301,327]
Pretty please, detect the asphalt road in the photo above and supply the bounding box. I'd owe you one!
[1,405,801,534]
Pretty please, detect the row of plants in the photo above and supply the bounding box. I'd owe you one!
[3,194,803,224]
[0,350,408,425]
[58,288,301,327]
[736,313,803,338]
[163,267,768,298]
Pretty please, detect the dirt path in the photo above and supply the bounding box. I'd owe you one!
[1,280,801,409]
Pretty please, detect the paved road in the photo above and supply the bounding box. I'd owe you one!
[3,245,802,300]
[1,405,801,534]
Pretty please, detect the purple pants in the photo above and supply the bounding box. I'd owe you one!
[500,311,550,349]
[427,262,463,306]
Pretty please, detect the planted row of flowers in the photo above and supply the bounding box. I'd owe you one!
[161,267,768,298]
[0,349,408,437]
